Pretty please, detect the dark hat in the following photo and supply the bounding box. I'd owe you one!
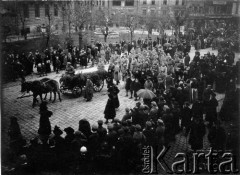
[53,125,63,136]
[97,120,103,125]
[10,116,18,122]
[64,127,74,134]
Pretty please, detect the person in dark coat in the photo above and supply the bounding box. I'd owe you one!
[143,121,156,147]
[181,101,192,136]
[104,90,117,124]
[111,85,120,109]
[8,117,25,158]
[78,119,92,139]
[64,127,75,146]
[129,77,135,99]
[38,101,53,143]
[189,118,206,151]
[205,93,218,127]
[133,78,141,101]
[202,85,214,106]
[184,53,190,67]
[97,120,107,143]
[125,74,132,97]
[50,126,65,155]
[208,120,227,151]
[88,124,100,159]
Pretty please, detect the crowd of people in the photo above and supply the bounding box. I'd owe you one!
[5,31,239,174]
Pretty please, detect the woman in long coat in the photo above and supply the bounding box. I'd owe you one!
[112,85,120,109]
[104,89,116,124]
[38,102,53,143]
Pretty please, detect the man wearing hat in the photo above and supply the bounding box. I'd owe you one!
[144,76,153,91]
[97,120,107,142]
[65,62,75,75]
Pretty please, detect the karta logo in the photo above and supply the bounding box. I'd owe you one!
[142,146,239,174]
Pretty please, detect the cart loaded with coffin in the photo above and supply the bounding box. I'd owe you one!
[59,70,108,97]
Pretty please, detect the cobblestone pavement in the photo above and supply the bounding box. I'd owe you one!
[2,47,226,173]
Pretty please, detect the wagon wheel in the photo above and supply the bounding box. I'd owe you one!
[93,79,104,92]
[72,86,82,97]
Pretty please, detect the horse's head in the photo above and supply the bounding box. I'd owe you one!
[21,81,32,93]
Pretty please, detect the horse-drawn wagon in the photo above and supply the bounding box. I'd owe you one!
[59,70,108,97]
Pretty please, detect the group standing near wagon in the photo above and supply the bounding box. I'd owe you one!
[4,24,240,174]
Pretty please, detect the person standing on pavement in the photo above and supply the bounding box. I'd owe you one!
[111,84,120,110]
[114,62,121,85]
[38,101,53,143]
[205,93,218,128]
[104,87,117,124]
[189,118,206,151]
[84,77,94,102]
[125,74,132,97]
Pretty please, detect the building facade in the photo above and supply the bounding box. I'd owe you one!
[1,0,239,36]
[1,0,108,36]
[187,0,239,29]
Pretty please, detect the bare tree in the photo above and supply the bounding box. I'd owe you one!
[60,2,74,40]
[72,1,91,49]
[157,12,171,37]
[124,13,139,43]
[17,2,27,40]
[170,8,189,40]
[93,8,110,42]
[144,12,159,37]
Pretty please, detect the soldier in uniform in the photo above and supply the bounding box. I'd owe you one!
[84,77,94,102]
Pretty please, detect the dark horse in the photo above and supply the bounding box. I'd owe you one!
[21,78,62,107]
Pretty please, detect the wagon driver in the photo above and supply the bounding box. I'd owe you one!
[65,62,75,76]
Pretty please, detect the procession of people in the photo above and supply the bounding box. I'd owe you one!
[4,26,239,174]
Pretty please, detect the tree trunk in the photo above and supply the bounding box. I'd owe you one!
[46,35,50,48]
[130,31,133,44]
[79,30,83,50]
[68,22,71,39]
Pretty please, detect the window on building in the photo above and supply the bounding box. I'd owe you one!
[113,0,121,6]
[126,0,134,6]
[152,0,155,5]
[23,4,29,18]
[45,4,49,17]
[176,0,179,5]
[96,1,98,6]
[182,0,185,5]
[35,4,40,18]
[54,4,58,16]
[55,24,58,30]
[163,0,167,5]
[143,0,147,5]
[102,0,105,6]
[151,9,155,15]
[215,6,221,14]
[143,9,147,15]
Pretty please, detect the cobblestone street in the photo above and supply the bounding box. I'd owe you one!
[2,48,229,173]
